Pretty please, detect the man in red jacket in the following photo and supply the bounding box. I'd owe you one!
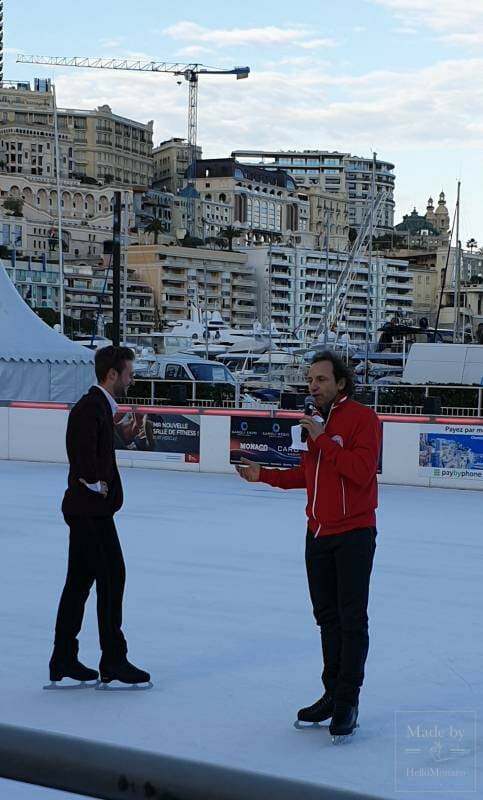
[237,352,381,738]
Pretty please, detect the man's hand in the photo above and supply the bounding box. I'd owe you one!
[235,457,261,482]
[79,478,109,498]
[300,415,326,442]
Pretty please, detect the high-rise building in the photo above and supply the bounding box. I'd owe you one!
[243,245,412,342]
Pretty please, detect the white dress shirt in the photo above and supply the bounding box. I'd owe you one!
[85,385,119,493]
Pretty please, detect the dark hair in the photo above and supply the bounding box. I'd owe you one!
[95,345,135,382]
[310,351,354,397]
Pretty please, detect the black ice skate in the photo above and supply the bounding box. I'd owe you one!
[294,692,334,729]
[329,702,359,743]
[96,658,152,691]
[45,658,99,690]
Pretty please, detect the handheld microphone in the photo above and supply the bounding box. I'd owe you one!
[301,395,317,443]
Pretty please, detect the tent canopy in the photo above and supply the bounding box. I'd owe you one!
[0,262,94,364]
[0,262,95,401]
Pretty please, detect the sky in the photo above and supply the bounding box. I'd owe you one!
[6,0,483,244]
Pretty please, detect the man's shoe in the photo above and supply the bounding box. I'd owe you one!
[329,702,358,737]
[49,658,99,683]
[297,692,334,723]
[99,658,150,685]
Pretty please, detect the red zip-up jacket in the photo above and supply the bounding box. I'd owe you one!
[259,396,381,537]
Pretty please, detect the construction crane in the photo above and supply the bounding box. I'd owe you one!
[17,55,250,234]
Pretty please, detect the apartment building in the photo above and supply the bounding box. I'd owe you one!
[4,257,155,336]
[232,148,395,237]
[152,138,202,195]
[0,79,154,186]
[0,173,135,261]
[128,244,257,329]
[193,158,312,246]
[243,245,412,342]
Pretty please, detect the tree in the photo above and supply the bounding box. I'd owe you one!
[182,233,204,248]
[219,225,239,252]
[144,218,164,245]
[3,197,24,217]
[35,308,59,328]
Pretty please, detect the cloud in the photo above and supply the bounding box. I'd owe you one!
[370,0,483,44]
[47,54,483,158]
[174,46,215,58]
[162,21,338,50]
[35,51,483,238]
[99,38,125,49]
[392,26,419,35]
[298,38,338,50]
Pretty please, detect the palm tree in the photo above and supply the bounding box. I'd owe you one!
[219,225,239,252]
[144,218,164,245]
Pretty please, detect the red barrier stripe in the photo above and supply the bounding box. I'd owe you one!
[377,414,431,422]
[10,402,69,410]
[434,417,483,424]
[204,409,271,417]
[133,406,200,415]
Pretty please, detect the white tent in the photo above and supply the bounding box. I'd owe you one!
[0,262,95,402]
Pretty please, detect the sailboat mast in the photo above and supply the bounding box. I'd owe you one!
[453,181,461,343]
[53,84,64,335]
[364,153,377,383]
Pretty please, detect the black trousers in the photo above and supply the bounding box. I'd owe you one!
[53,516,127,661]
[305,527,376,706]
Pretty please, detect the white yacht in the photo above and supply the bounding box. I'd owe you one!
[129,307,270,359]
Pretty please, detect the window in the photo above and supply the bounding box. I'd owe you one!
[165,364,189,380]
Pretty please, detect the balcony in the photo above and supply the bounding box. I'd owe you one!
[163,300,187,309]
[162,270,185,281]
[232,277,256,288]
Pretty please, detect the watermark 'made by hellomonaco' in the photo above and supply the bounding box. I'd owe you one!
[394,710,476,793]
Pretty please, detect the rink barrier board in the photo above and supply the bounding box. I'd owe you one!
[1,402,482,490]
[0,722,387,800]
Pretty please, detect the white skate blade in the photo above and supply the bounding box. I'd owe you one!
[293,720,329,730]
[43,680,97,690]
[95,680,153,692]
[330,723,359,744]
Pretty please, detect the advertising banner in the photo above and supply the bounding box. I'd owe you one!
[114,410,200,463]
[230,417,301,467]
[419,423,483,480]
[230,416,384,472]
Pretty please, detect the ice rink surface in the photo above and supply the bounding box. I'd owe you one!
[1,461,482,800]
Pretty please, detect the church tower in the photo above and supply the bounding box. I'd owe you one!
[425,196,436,225]
[434,191,450,234]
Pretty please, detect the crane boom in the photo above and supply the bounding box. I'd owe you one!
[16,54,250,78]
[16,54,250,236]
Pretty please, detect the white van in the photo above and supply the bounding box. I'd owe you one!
[402,343,483,384]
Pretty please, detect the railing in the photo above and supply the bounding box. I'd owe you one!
[123,377,240,407]
[0,722,388,800]
[124,379,483,418]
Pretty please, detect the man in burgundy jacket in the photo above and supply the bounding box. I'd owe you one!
[237,351,381,737]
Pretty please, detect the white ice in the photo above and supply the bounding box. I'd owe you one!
[1,461,482,800]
